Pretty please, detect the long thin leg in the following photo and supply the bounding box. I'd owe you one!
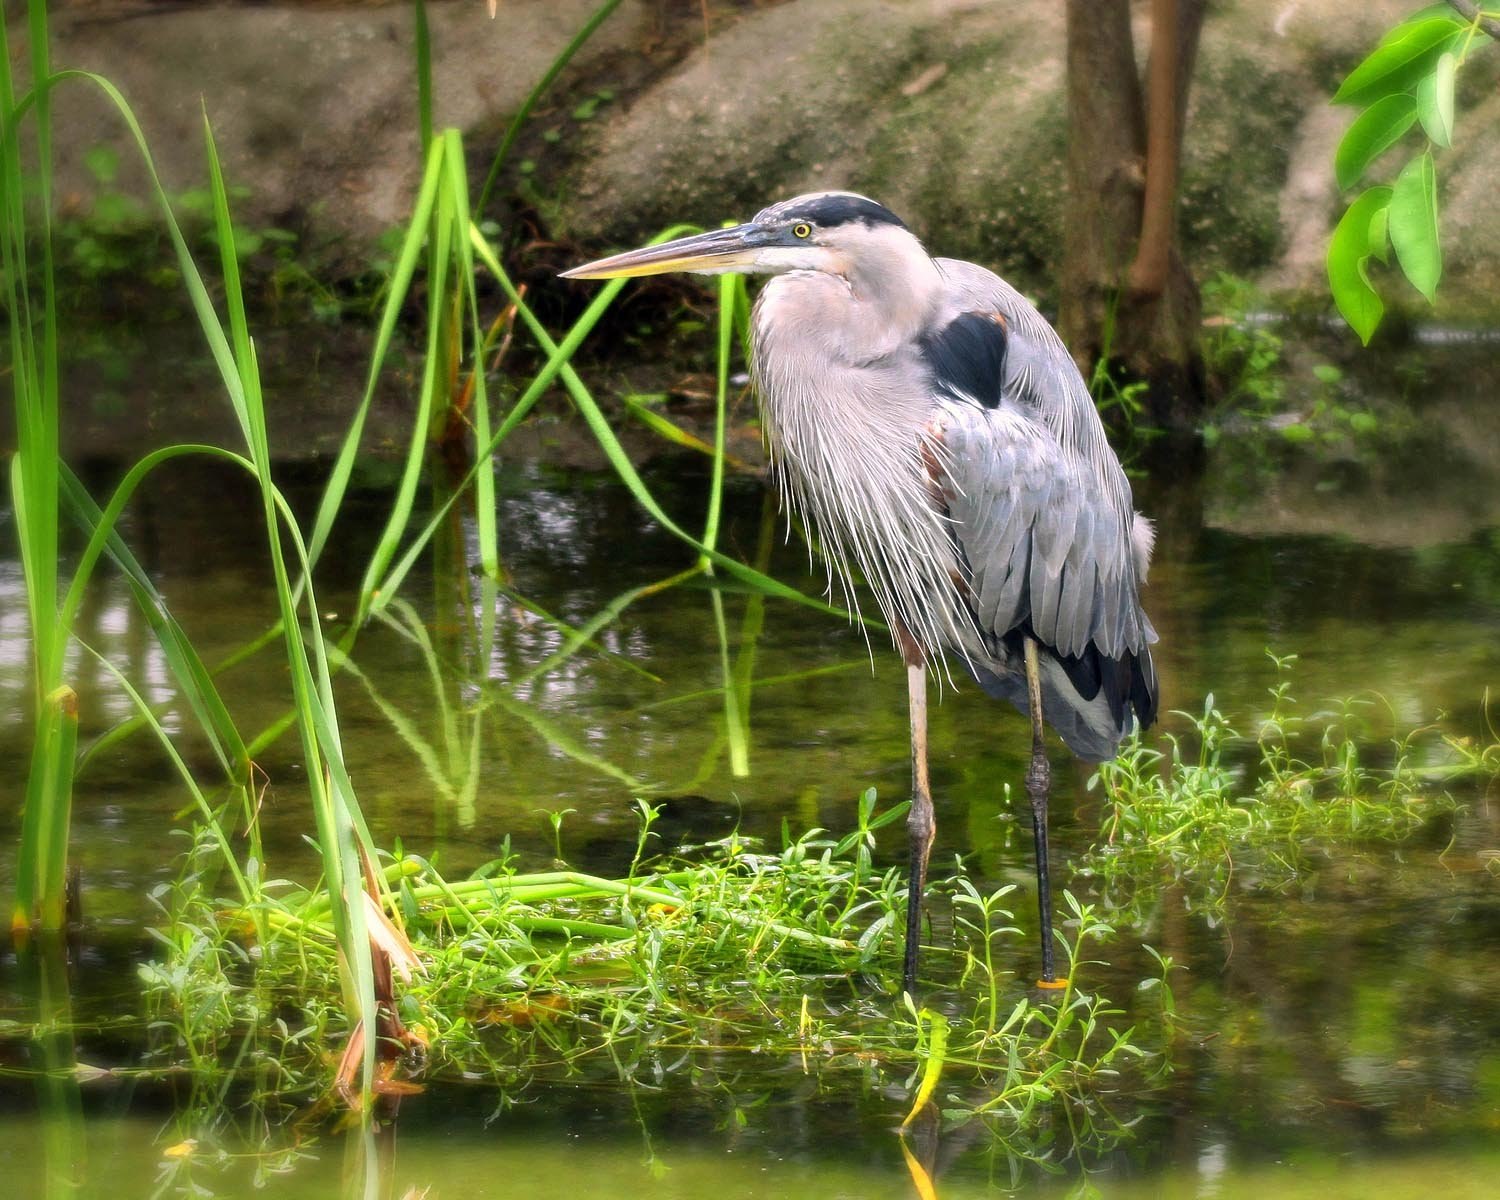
[1023,637,1063,988]
[902,657,934,996]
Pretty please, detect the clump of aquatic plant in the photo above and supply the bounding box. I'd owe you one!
[133,796,1157,1154]
[1075,654,1485,922]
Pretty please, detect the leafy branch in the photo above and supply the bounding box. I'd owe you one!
[1326,3,1494,342]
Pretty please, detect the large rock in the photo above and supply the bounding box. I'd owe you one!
[25,0,651,255]
[557,0,1072,277]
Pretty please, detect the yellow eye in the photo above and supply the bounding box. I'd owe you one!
[792,223,812,239]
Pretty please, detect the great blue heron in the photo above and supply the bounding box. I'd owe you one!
[563,192,1158,993]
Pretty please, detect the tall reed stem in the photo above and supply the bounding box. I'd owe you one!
[5,0,76,936]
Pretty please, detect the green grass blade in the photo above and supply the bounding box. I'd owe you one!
[6,0,68,932]
[356,134,456,624]
[363,250,645,614]
[78,641,258,915]
[902,1009,950,1126]
[622,395,753,466]
[706,272,749,775]
[307,145,447,570]
[12,694,76,934]
[728,497,778,764]
[200,117,380,1100]
[701,270,737,556]
[42,71,248,428]
[709,586,749,777]
[7,66,383,1092]
[413,0,434,156]
[58,457,251,785]
[441,128,501,613]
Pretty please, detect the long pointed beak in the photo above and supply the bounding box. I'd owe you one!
[560,223,769,280]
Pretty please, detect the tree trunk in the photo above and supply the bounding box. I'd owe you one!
[1060,0,1142,356]
[1060,0,1207,430]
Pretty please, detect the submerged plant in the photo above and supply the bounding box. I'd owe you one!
[1076,656,1476,923]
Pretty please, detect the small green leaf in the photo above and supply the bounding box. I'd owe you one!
[82,144,120,185]
[1334,94,1417,190]
[1389,150,1441,302]
[1327,185,1392,343]
[232,229,264,259]
[1415,51,1456,147]
[1333,16,1463,106]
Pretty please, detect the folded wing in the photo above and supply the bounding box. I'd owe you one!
[920,283,1159,760]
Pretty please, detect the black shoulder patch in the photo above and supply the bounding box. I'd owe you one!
[764,193,907,231]
[919,311,1008,409]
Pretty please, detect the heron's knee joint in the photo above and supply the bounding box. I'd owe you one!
[1026,755,1050,804]
[907,804,935,845]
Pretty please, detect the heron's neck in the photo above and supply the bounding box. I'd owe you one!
[837,228,944,360]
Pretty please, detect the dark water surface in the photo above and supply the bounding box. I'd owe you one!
[2,338,1499,1197]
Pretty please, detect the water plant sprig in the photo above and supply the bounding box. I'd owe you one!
[1079,665,1479,922]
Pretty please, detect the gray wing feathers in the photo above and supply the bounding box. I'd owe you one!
[932,256,1155,663]
[941,405,1151,661]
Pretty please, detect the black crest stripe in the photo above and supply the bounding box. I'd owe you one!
[766,194,907,231]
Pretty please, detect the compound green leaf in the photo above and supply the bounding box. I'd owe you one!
[1327,186,1393,343]
[1389,150,1441,302]
[1333,16,1462,106]
[1415,51,1456,147]
[1335,93,1418,190]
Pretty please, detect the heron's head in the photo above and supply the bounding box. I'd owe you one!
[560,191,919,282]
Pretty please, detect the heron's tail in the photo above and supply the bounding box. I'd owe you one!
[968,638,1157,763]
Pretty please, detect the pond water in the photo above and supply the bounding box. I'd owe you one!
[1,333,1498,1197]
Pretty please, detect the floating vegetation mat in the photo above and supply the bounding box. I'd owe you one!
[133,792,1155,1165]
